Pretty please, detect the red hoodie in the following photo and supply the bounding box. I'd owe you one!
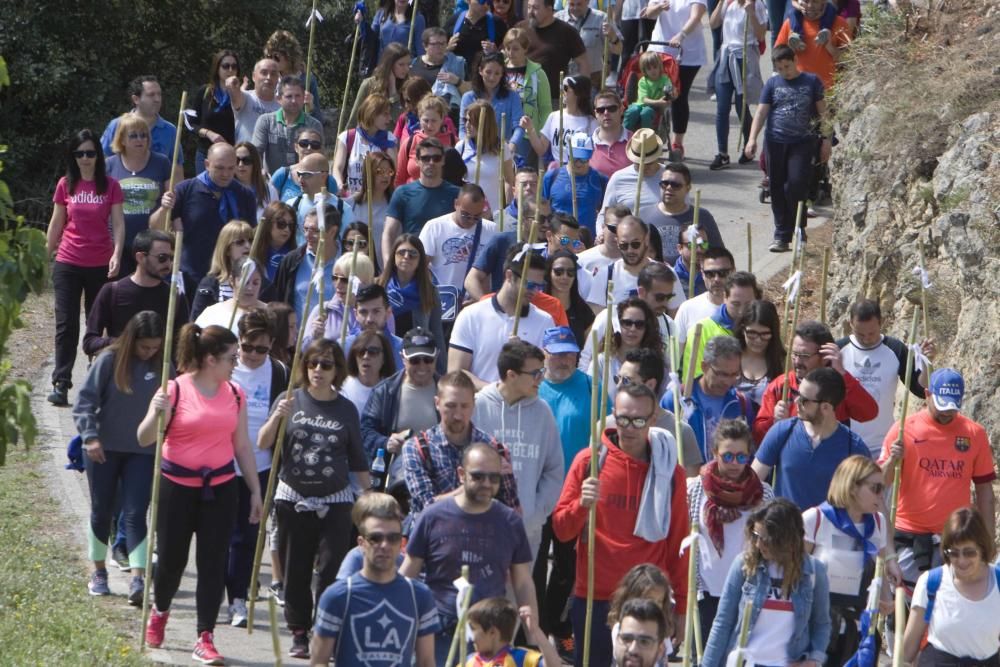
[752,370,877,444]
[552,430,690,607]
[394,121,458,187]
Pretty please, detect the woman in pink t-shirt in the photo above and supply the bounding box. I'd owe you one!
[137,323,263,665]
[46,129,125,406]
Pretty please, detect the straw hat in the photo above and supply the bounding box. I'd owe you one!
[626,128,663,165]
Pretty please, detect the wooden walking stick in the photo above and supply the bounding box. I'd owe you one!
[511,170,545,337]
[516,181,525,243]
[568,139,579,221]
[780,277,803,406]
[669,337,685,470]
[682,525,701,667]
[304,0,322,115]
[597,283,614,438]
[161,91,187,230]
[819,247,830,325]
[316,189,330,322]
[139,232,183,650]
[601,21,612,92]
[915,247,934,376]
[458,565,471,667]
[582,327,603,667]
[269,595,283,666]
[683,323,703,396]
[407,0,420,52]
[445,570,474,667]
[634,141,646,216]
[498,112,507,232]
[473,106,485,186]
[247,234,325,631]
[688,190,702,299]
[733,601,754,667]
[338,23,362,137]
[558,70,565,164]
[746,222,753,274]
[781,202,806,342]
[340,246,361,347]
[366,161,375,262]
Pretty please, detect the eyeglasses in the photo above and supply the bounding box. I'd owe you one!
[241,343,271,355]
[358,345,383,358]
[719,452,751,465]
[127,132,149,140]
[702,269,732,280]
[595,104,620,114]
[515,368,545,380]
[457,210,481,223]
[297,170,327,179]
[363,531,404,546]
[344,239,369,251]
[944,547,980,560]
[613,374,634,386]
[220,62,238,70]
[794,392,823,406]
[395,248,420,259]
[615,414,652,429]
[297,139,322,150]
[308,359,335,370]
[558,236,584,250]
[620,318,646,329]
[618,240,643,251]
[332,274,350,284]
[274,218,295,231]
[659,180,685,190]
[374,167,395,177]
[859,481,886,495]
[73,150,97,158]
[552,267,576,278]
[791,351,819,361]
[405,354,436,364]
[417,153,444,163]
[302,225,320,236]
[744,329,772,341]
[525,280,547,292]
[617,633,657,650]
[235,155,253,166]
[751,530,773,544]
[144,252,174,263]
[468,471,502,483]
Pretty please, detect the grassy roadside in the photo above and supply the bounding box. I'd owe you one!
[0,446,147,666]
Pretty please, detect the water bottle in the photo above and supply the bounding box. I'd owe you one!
[370,448,387,490]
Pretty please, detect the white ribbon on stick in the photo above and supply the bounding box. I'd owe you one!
[182,109,198,132]
[685,225,700,244]
[453,575,474,640]
[306,8,324,26]
[171,271,186,296]
[350,275,363,296]
[865,575,884,611]
[314,192,327,234]
[513,242,545,263]
[311,268,325,298]
[782,270,802,302]
[909,343,931,374]
[667,371,682,401]
[912,265,933,290]
[679,531,714,564]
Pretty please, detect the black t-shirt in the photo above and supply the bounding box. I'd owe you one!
[411,58,445,88]
[516,19,587,98]
[82,276,191,356]
[443,12,508,74]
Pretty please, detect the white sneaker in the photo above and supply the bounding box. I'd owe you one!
[229,598,248,628]
[709,93,717,100]
[604,73,618,87]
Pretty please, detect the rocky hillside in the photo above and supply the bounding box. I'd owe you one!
[826,0,1000,442]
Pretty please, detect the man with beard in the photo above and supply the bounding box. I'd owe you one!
[879,368,996,587]
[402,444,538,667]
[401,371,520,518]
[311,493,439,666]
[586,216,660,312]
[643,163,725,265]
[612,599,670,667]
[673,247,735,345]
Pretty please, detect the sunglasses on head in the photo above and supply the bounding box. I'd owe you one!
[308,358,335,371]
[240,343,271,355]
[73,150,97,158]
[297,139,322,150]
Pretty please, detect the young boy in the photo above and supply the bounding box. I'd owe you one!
[744,45,830,252]
[673,222,707,297]
[465,597,561,667]
[624,51,674,131]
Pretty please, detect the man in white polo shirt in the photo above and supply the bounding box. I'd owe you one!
[449,246,555,389]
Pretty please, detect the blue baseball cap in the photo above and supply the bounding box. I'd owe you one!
[929,368,964,411]
[542,327,580,354]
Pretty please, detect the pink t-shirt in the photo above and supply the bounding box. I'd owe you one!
[53,176,123,267]
[162,374,244,488]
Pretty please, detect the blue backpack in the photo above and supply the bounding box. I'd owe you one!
[922,564,1000,622]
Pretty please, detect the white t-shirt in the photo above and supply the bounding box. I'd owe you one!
[839,336,901,456]
[697,493,756,597]
[232,358,274,475]
[586,258,686,310]
[674,292,718,344]
[539,112,597,165]
[456,140,507,210]
[912,564,1000,659]
[341,375,376,415]
[195,300,258,336]
[579,308,679,372]
[337,129,398,194]
[419,213,498,291]
[650,0,709,67]
[576,246,616,275]
[721,0,768,51]
[450,296,555,383]
[598,165,664,230]
[742,563,795,666]
[803,508,887,599]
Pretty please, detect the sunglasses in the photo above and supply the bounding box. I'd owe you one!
[558,236,584,250]
[363,531,403,546]
[613,374,634,386]
[659,180,685,190]
[73,150,97,158]
[240,343,271,355]
[375,167,395,177]
[220,62,238,70]
[703,269,732,279]
[605,224,618,235]
[236,155,254,166]
[751,530,773,544]
[395,248,420,259]
[620,318,646,329]
[405,354,436,364]
[274,218,295,231]
[615,414,651,429]
[719,452,751,465]
[417,153,444,163]
[127,132,149,140]
[144,252,174,263]
[308,359,335,371]
[595,104,620,114]
[860,481,886,495]
[526,280,546,292]
[358,345,383,358]
[651,291,671,302]
[552,267,576,278]
[297,170,327,179]
[297,139,322,150]
[344,239,369,251]
[618,240,643,251]
[468,471,502,484]
[944,547,980,560]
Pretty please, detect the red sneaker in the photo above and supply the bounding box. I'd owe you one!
[145,607,169,648]
[192,631,225,665]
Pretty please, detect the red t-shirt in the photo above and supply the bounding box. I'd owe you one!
[878,410,996,534]
[53,176,123,267]
[162,374,244,488]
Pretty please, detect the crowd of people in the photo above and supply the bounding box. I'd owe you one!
[50,0,999,665]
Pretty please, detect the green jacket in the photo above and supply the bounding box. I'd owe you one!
[519,60,552,130]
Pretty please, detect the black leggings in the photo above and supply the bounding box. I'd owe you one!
[276,499,353,632]
[672,65,702,137]
[153,477,238,635]
[620,18,657,67]
[532,515,577,637]
[52,261,107,386]
[765,138,817,242]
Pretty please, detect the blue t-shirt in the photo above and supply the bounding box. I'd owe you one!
[540,370,609,474]
[473,231,518,292]
[314,573,439,666]
[542,167,608,236]
[406,497,532,623]
[100,114,183,164]
[171,177,257,284]
[754,418,871,510]
[387,181,461,235]
[760,72,825,144]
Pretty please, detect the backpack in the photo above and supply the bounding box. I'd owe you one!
[923,564,1000,623]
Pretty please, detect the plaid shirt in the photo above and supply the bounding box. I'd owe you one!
[401,423,520,518]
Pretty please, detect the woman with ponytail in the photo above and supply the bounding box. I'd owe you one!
[138,323,262,665]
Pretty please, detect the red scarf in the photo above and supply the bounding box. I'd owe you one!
[700,460,764,556]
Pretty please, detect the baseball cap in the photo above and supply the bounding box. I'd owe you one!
[542,327,580,354]
[929,368,964,411]
[402,327,437,358]
[567,131,594,160]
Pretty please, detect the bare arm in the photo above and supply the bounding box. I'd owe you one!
[510,562,540,622]
[975,481,996,541]
[382,217,403,267]
[332,140,348,194]
[309,637,335,666]
[751,459,772,481]
[415,634,435,667]
[258,397,292,450]
[136,388,170,447]
[573,53,591,77]
[743,103,771,158]
[109,203,125,278]
[399,553,424,578]
[46,204,67,255]
[901,607,928,663]
[447,348,488,390]
[464,268,490,301]
[232,402,263,501]
[709,0,725,29]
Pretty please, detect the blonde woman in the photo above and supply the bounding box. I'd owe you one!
[301,252,378,349]
[190,219,253,321]
[455,100,514,210]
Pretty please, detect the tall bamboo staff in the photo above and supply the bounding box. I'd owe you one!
[781,202,806,343]
[745,222,753,274]
[597,283,614,439]
[688,190,702,299]
[558,71,565,164]
[682,526,701,667]
[516,181,525,243]
[247,234,325,630]
[340,246,361,347]
[915,247,933,376]
[498,113,507,232]
[669,338,685,468]
[568,140,579,221]
[161,91,188,231]
[268,596,283,666]
[445,570,474,667]
[338,23,362,137]
[407,0,420,51]
[139,233,184,650]
[633,142,646,216]
[733,601,754,667]
[819,247,830,325]
[316,189,330,322]
[780,273,803,407]
[228,214,268,330]
[601,20,612,91]
[304,0,322,115]
[473,107,485,185]
[511,170,544,337]
[366,160,375,262]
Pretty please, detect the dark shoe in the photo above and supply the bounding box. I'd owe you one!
[557,636,576,664]
[769,240,791,253]
[738,152,754,165]
[112,544,130,572]
[88,569,110,596]
[709,153,730,170]
[47,382,69,406]
[289,630,310,659]
[128,575,144,607]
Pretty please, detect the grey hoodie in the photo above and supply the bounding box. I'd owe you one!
[473,383,565,559]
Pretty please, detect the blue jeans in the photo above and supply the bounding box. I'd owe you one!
[84,451,153,567]
[226,469,270,602]
[571,596,612,667]
[435,620,471,667]
[768,0,790,43]
[714,62,752,154]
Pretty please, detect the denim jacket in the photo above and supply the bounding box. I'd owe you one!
[419,53,467,109]
[702,555,831,667]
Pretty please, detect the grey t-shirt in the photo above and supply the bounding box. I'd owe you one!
[396,381,439,434]
[235,90,280,144]
[644,205,726,264]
